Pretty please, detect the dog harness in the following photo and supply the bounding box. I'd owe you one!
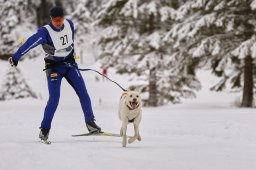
[128,117,135,123]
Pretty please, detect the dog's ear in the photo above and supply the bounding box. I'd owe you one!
[128,85,141,92]
[128,86,136,91]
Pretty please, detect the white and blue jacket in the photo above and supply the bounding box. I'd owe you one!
[13,19,75,61]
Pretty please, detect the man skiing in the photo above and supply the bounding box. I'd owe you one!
[9,6,102,142]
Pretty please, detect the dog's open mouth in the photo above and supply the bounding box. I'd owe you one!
[129,101,138,109]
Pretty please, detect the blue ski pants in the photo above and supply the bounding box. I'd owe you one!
[40,65,95,129]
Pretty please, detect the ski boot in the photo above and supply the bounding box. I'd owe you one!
[39,128,51,144]
[86,121,102,134]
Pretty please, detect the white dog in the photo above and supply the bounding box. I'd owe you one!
[118,88,142,147]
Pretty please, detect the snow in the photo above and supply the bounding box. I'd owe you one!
[232,36,256,59]
[160,7,174,22]
[147,32,161,50]
[146,1,157,15]
[1,58,256,170]
[214,1,225,11]
[251,0,256,10]
[120,0,138,18]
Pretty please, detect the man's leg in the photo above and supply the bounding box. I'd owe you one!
[40,70,62,129]
[64,67,95,122]
[65,67,101,132]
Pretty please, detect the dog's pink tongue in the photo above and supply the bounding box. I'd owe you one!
[130,102,137,108]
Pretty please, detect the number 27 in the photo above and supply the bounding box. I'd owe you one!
[60,35,68,45]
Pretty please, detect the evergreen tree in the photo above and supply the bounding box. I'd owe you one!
[67,0,108,50]
[85,0,109,19]
[0,67,37,101]
[68,0,91,45]
[36,0,55,27]
[165,0,256,107]
[95,0,199,106]
[0,0,38,60]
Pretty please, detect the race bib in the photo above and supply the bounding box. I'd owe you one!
[44,19,73,57]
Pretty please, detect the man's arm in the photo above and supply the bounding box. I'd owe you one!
[10,27,48,66]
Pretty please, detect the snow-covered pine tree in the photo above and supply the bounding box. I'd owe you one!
[68,0,108,19]
[95,0,200,106]
[84,0,109,20]
[0,0,39,60]
[67,0,109,56]
[0,67,37,101]
[165,0,256,107]
[68,0,92,46]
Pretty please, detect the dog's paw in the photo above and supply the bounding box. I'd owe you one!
[137,135,141,141]
[128,137,136,144]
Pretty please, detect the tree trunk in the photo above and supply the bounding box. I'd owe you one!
[241,55,253,107]
[148,67,158,107]
[147,12,158,107]
[36,0,54,27]
[55,0,63,7]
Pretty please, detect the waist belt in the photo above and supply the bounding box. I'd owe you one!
[43,56,76,71]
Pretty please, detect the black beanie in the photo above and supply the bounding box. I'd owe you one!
[50,6,64,18]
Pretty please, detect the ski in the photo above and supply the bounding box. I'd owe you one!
[72,131,121,137]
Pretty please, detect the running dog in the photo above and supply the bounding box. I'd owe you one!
[118,88,142,147]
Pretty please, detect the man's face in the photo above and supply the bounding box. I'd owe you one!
[51,17,64,29]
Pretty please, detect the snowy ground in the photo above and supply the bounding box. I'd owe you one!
[1,58,256,170]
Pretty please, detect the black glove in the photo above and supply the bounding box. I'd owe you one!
[9,57,18,67]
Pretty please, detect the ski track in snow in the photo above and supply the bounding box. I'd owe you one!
[1,59,256,170]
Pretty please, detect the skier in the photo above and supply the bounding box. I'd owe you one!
[9,6,102,142]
